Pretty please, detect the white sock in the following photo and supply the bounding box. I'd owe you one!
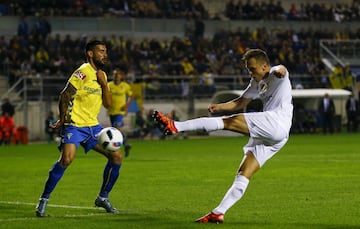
[212,175,249,214]
[174,117,224,132]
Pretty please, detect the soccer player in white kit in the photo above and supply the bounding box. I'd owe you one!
[153,49,293,223]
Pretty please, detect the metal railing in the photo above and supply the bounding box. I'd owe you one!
[320,39,360,68]
[1,73,326,102]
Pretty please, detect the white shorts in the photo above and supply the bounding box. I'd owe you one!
[243,137,288,167]
[243,111,290,167]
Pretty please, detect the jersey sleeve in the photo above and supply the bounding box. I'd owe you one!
[68,69,87,89]
[127,84,134,97]
[242,78,258,99]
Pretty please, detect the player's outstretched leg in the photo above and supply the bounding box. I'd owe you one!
[195,212,224,224]
[152,111,178,135]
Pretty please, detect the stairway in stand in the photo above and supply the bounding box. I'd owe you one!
[0,76,9,98]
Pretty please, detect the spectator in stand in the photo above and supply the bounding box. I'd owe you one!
[34,46,50,73]
[45,111,57,143]
[133,110,148,139]
[1,97,15,117]
[0,112,15,145]
[17,15,29,40]
[303,110,317,133]
[32,14,52,40]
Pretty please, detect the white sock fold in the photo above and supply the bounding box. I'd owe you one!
[174,117,224,132]
[212,175,249,214]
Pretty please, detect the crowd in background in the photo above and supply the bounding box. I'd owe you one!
[3,16,360,90]
[1,1,360,90]
[224,0,360,22]
[1,0,360,22]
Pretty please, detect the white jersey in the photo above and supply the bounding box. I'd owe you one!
[242,65,293,134]
[239,65,293,167]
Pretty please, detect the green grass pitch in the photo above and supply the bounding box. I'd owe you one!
[0,133,359,229]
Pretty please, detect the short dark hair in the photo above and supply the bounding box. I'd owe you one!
[117,63,128,74]
[85,40,106,53]
[242,49,270,64]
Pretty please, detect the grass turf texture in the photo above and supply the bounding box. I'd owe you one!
[0,133,359,229]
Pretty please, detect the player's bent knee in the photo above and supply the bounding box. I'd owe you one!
[59,156,74,167]
[109,150,123,163]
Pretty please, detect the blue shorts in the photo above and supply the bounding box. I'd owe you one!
[58,124,102,153]
[110,114,124,128]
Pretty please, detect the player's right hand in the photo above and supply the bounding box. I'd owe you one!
[208,104,218,113]
[96,70,107,86]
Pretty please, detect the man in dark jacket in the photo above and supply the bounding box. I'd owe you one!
[345,93,359,132]
[318,93,335,134]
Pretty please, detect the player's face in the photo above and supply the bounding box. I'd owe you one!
[245,58,266,82]
[92,44,108,69]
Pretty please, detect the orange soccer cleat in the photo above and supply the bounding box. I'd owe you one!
[195,212,224,224]
[152,110,178,135]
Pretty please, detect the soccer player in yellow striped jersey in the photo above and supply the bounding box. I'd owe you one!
[35,40,124,217]
[108,67,134,157]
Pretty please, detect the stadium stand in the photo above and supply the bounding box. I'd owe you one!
[1,1,359,100]
[1,0,359,140]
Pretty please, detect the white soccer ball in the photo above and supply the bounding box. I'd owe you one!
[97,127,124,152]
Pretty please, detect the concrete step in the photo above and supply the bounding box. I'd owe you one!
[0,76,9,97]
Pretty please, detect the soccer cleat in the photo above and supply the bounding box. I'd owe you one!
[35,198,48,217]
[94,197,118,213]
[124,144,131,157]
[195,212,224,224]
[152,111,178,135]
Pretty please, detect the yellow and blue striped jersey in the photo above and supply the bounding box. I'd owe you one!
[65,63,107,127]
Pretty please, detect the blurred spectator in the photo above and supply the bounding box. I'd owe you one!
[133,110,148,138]
[0,112,15,145]
[1,97,15,117]
[194,12,205,43]
[329,63,344,89]
[318,93,335,134]
[17,16,29,40]
[303,110,317,133]
[45,111,57,143]
[184,13,196,41]
[345,93,359,132]
[34,46,50,73]
[293,103,306,133]
[343,63,355,90]
[32,14,52,41]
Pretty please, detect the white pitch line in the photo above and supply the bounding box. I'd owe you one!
[0,201,103,210]
[0,201,137,222]
[0,213,109,222]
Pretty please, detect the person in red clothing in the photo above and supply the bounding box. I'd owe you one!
[0,112,15,145]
